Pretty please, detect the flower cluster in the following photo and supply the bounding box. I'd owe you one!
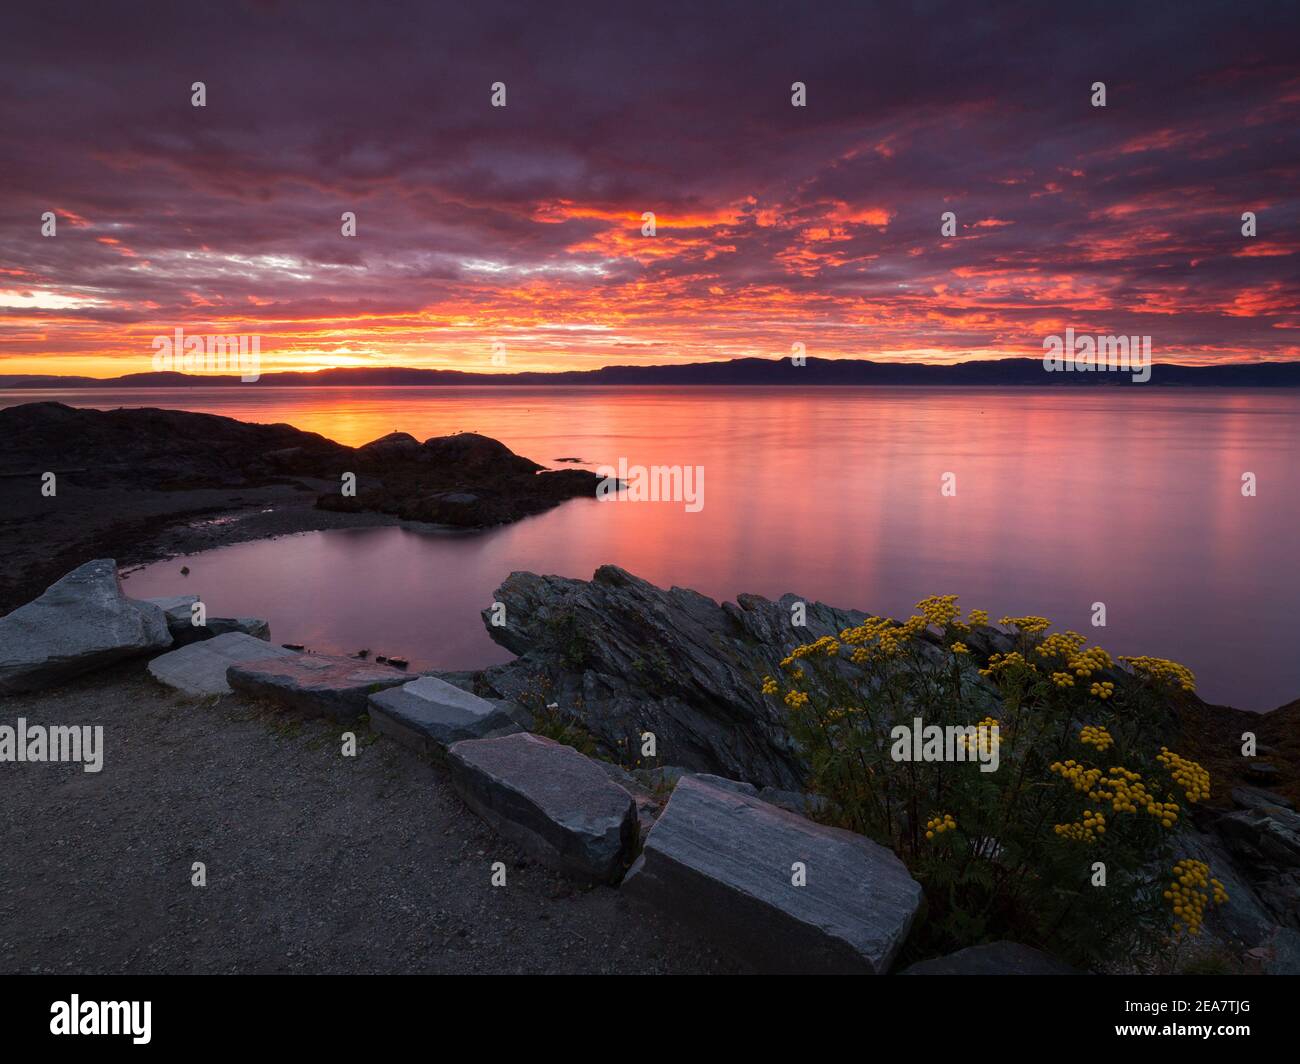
[1067,646,1112,678]
[925,813,957,839]
[967,609,990,627]
[999,614,1052,635]
[1121,655,1196,693]
[783,689,809,709]
[979,651,1031,678]
[916,594,962,628]
[959,716,1001,756]
[950,641,969,655]
[761,675,778,696]
[1036,630,1088,660]
[1051,761,1182,828]
[1051,671,1075,689]
[1157,747,1211,802]
[1054,809,1106,842]
[1164,859,1228,936]
[1089,680,1115,700]
[1079,725,1113,752]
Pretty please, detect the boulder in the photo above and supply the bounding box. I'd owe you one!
[0,559,171,693]
[368,675,518,753]
[148,632,298,697]
[622,776,923,973]
[226,653,409,720]
[446,733,638,883]
[139,595,269,645]
[900,941,1079,975]
[476,566,1000,790]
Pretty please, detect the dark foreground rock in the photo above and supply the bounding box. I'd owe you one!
[475,565,998,791]
[446,733,638,883]
[900,942,1079,975]
[368,676,519,753]
[140,595,270,645]
[227,653,409,720]
[148,632,298,697]
[476,566,867,790]
[622,776,923,973]
[0,559,171,693]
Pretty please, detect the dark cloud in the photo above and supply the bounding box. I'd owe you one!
[0,0,1297,371]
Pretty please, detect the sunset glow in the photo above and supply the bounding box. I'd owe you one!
[2,3,1297,378]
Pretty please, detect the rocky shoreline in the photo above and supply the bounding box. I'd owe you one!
[2,556,1296,974]
[0,402,605,614]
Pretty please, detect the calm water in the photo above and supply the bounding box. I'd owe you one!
[7,385,1298,710]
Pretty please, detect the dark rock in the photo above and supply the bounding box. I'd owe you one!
[368,676,518,753]
[475,565,999,791]
[227,653,409,720]
[0,559,171,693]
[446,733,638,883]
[900,942,1079,975]
[148,632,297,697]
[139,595,269,645]
[622,776,923,973]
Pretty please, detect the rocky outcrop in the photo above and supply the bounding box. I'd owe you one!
[473,565,1000,791]
[226,653,409,720]
[368,676,519,753]
[623,776,923,973]
[900,942,1079,975]
[1214,789,1300,927]
[0,559,171,693]
[0,402,604,531]
[147,632,298,697]
[446,733,639,883]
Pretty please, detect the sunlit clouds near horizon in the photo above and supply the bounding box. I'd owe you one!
[1,0,1298,378]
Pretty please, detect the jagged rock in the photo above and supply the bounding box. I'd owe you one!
[1232,787,1294,813]
[368,675,518,753]
[446,733,638,883]
[0,559,171,693]
[226,653,409,720]
[622,776,923,973]
[148,632,298,696]
[1175,826,1280,944]
[1213,802,1300,927]
[139,595,269,645]
[900,942,1079,975]
[475,566,999,791]
[1261,927,1300,975]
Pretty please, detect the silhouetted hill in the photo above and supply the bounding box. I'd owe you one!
[3,357,1300,388]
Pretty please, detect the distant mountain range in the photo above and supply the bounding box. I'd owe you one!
[3,357,1300,388]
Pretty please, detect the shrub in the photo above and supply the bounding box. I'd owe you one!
[760,596,1226,969]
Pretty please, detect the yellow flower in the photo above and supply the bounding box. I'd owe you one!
[967,609,989,627]
[950,641,969,655]
[1165,859,1226,936]
[1089,680,1115,701]
[915,595,962,628]
[783,690,809,709]
[1157,747,1211,803]
[1051,671,1075,689]
[760,676,778,696]
[1120,655,1196,693]
[999,614,1052,635]
[925,812,957,838]
[1079,725,1113,751]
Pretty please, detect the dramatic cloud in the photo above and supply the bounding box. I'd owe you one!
[1,0,1297,375]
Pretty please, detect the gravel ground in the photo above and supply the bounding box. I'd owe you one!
[0,660,742,974]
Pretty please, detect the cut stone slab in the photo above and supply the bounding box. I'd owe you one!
[900,941,1079,975]
[226,653,409,720]
[0,559,171,693]
[148,632,298,697]
[622,775,923,974]
[446,733,638,883]
[138,595,269,645]
[368,675,518,753]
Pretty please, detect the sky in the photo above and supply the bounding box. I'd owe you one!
[1,0,1297,378]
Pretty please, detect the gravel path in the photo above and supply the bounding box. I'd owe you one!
[0,660,741,974]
